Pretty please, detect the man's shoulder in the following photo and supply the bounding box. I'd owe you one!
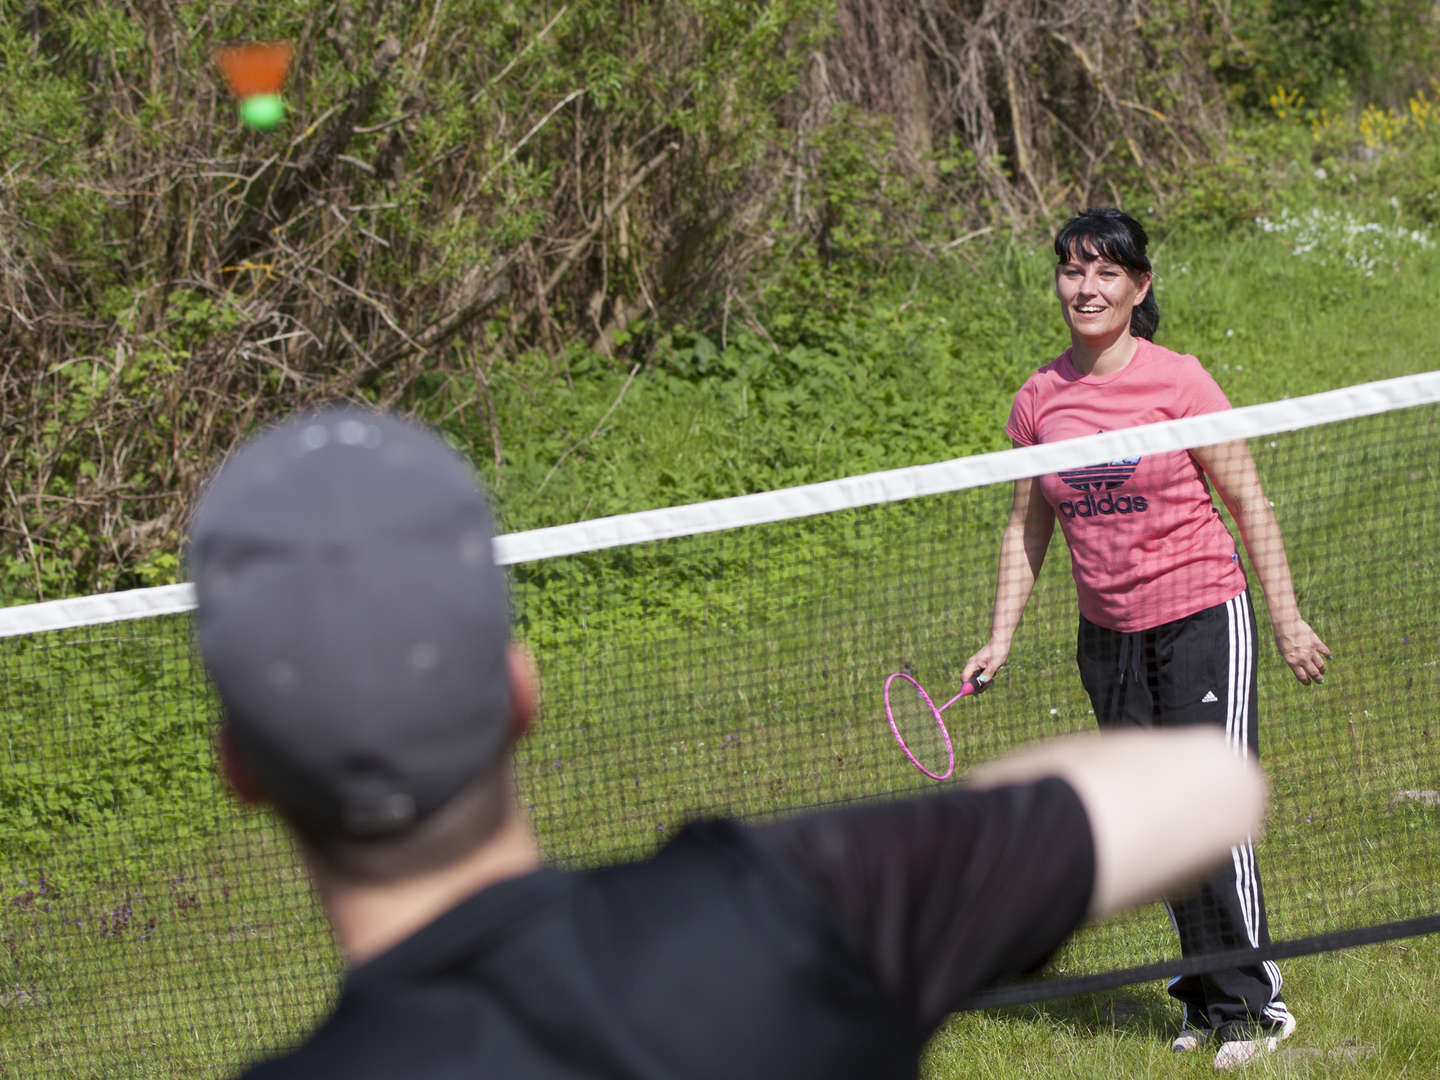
[229,826,892,1079]
[229,976,517,1080]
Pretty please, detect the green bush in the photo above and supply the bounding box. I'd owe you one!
[1219,0,1440,110]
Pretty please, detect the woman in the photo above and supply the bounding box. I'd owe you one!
[961,208,1329,1070]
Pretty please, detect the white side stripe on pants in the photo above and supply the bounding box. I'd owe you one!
[1225,592,1283,1006]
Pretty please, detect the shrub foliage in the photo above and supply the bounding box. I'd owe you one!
[1,0,1437,601]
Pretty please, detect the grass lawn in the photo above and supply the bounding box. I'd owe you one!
[924,938,1440,1077]
[3,213,1439,1077]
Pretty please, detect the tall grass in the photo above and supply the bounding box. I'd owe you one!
[469,196,1440,539]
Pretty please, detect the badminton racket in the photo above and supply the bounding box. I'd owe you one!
[884,671,991,780]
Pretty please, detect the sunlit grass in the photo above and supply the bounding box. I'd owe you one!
[4,404,1437,1079]
[923,940,1440,1078]
[3,208,1440,1079]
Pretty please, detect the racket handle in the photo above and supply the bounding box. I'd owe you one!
[962,675,993,697]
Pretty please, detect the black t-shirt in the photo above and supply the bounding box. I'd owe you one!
[236,777,1093,1079]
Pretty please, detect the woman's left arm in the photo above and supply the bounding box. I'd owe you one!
[1192,440,1331,685]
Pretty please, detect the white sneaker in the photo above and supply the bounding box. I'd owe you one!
[1212,1014,1298,1070]
[1172,1025,1213,1052]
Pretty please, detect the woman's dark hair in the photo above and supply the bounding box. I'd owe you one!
[1053,208,1160,340]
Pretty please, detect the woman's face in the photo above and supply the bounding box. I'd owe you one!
[1054,245,1151,345]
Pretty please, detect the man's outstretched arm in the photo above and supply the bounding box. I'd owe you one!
[752,727,1267,1029]
[967,727,1267,920]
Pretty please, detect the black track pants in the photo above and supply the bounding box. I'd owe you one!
[1076,590,1291,1039]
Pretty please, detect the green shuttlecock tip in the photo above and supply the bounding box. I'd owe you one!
[239,93,286,131]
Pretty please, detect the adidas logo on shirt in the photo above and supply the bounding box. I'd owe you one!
[1201,690,1218,703]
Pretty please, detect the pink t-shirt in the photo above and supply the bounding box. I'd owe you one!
[1005,339,1246,632]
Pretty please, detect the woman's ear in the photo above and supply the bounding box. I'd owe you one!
[217,724,264,805]
[1134,270,1153,305]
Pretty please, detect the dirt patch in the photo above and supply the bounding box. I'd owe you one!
[1279,1040,1376,1064]
[1387,789,1440,810]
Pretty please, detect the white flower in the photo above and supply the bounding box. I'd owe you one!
[1253,205,1433,273]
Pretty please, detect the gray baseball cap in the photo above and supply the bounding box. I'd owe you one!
[188,408,512,839]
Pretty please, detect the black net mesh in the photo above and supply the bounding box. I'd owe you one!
[2,399,1438,1076]
[0,617,336,1075]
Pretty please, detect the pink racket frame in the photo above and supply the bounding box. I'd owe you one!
[883,673,985,780]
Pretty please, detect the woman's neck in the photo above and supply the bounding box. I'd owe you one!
[1070,332,1139,377]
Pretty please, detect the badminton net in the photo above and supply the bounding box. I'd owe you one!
[1,371,1437,1075]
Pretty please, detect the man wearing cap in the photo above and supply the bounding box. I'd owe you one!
[191,408,1269,1079]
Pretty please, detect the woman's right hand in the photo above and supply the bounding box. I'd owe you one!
[962,640,1009,686]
